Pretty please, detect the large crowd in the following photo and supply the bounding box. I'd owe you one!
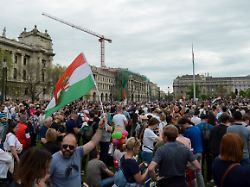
[0,98,250,187]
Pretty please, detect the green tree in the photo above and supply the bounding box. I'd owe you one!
[214,85,227,97]
[50,64,66,86]
[245,88,250,99]
[186,85,201,99]
[229,91,236,99]
[239,90,246,97]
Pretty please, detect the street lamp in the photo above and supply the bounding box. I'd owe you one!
[1,60,7,102]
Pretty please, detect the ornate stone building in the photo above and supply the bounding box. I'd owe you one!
[173,74,250,99]
[0,26,163,102]
[0,26,54,101]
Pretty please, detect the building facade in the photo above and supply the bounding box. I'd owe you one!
[0,26,54,101]
[173,74,250,99]
[0,26,164,103]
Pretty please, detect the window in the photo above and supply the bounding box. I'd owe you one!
[42,71,45,82]
[23,70,26,80]
[15,55,17,64]
[42,60,46,68]
[13,68,17,79]
[25,88,28,95]
[24,57,27,66]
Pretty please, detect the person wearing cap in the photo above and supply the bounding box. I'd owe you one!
[148,125,201,187]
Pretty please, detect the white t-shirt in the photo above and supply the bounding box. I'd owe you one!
[4,132,23,152]
[0,148,12,178]
[159,121,167,135]
[142,128,158,152]
[113,113,127,130]
[191,116,201,125]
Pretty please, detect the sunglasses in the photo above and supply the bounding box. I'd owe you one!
[62,144,75,150]
[65,164,79,177]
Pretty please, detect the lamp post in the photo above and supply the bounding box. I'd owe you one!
[1,60,7,102]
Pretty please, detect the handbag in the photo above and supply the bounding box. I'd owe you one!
[220,163,240,187]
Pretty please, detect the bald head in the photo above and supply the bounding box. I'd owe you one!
[62,133,77,146]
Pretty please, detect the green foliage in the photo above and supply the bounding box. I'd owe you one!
[245,88,250,99]
[186,85,201,99]
[114,69,131,101]
[239,90,246,97]
[214,85,227,97]
[229,91,236,99]
[200,94,209,100]
[49,64,66,87]
[0,49,13,69]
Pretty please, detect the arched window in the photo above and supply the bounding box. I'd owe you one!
[105,93,108,101]
[101,93,104,101]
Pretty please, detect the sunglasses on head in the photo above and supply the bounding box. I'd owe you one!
[65,164,79,177]
[62,144,75,150]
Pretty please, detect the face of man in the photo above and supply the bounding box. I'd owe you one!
[61,135,77,158]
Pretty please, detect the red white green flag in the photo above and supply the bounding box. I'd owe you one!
[45,53,95,117]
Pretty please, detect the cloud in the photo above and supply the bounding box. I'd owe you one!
[1,0,250,92]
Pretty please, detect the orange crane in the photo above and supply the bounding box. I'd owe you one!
[42,12,112,67]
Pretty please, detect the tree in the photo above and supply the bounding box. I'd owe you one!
[47,64,66,88]
[186,85,201,99]
[26,61,41,102]
[239,90,246,97]
[0,49,13,101]
[214,85,227,98]
[245,88,250,99]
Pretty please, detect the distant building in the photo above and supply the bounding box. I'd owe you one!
[0,26,164,102]
[0,26,54,101]
[173,74,250,99]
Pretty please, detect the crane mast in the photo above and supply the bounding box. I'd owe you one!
[42,12,112,67]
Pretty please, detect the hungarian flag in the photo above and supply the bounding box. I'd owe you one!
[45,53,95,117]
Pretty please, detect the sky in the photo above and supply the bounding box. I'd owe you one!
[1,0,250,92]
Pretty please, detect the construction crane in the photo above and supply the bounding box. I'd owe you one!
[42,12,112,67]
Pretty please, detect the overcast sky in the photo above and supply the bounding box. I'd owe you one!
[1,0,250,92]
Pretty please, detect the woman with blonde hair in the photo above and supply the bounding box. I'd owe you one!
[114,137,148,187]
[43,128,60,154]
[213,133,250,187]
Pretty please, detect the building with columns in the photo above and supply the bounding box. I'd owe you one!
[0,26,164,102]
[173,74,250,99]
[0,26,54,101]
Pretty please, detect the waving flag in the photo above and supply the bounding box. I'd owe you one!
[45,53,95,117]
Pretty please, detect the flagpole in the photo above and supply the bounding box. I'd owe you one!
[91,75,105,115]
[192,44,196,103]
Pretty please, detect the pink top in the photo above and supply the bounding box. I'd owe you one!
[176,135,192,150]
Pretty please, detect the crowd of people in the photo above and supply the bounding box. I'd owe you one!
[0,97,250,187]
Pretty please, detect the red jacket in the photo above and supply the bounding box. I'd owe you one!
[16,122,31,150]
